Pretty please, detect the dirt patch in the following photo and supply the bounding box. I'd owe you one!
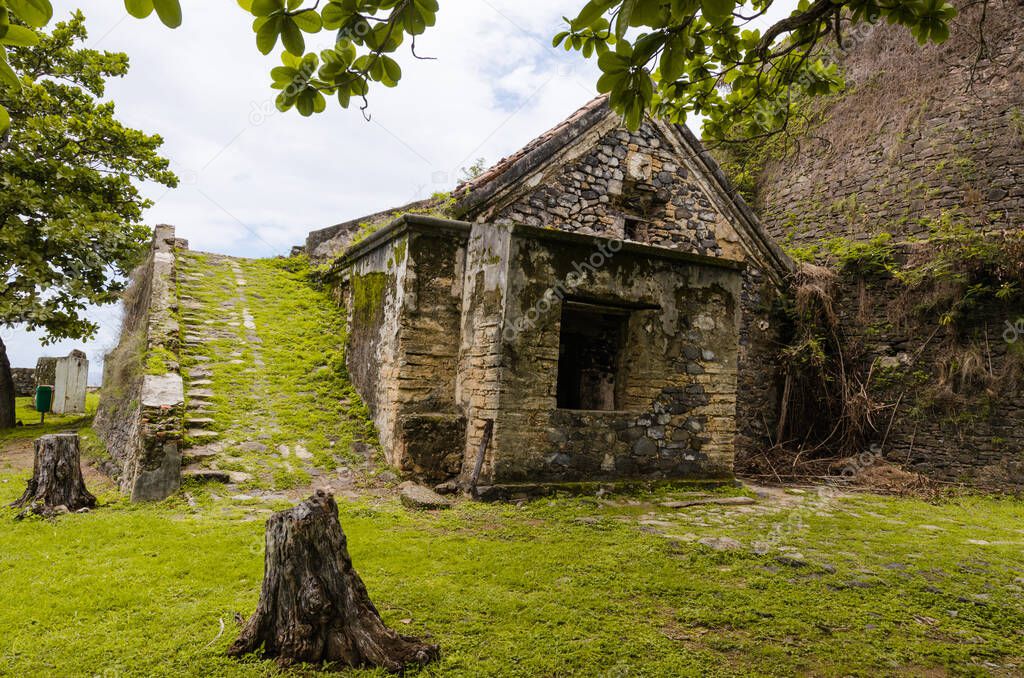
[1,437,116,495]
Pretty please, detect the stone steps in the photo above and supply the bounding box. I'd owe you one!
[187,428,219,442]
[181,467,252,484]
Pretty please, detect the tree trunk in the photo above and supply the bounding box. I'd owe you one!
[11,433,96,518]
[228,490,440,672]
[0,335,15,429]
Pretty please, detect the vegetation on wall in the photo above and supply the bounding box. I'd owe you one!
[772,219,1024,468]
[345,191,457,251]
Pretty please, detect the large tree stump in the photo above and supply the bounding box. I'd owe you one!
[11,433,96,518]
[228,490,439,672]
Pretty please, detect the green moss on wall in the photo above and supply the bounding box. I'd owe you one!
[145,346,177,376]
[351,271,390,324]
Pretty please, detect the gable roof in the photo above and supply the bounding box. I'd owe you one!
[306,95,793,284]
[450,96,613,218]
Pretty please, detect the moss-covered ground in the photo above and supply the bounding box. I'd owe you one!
[0,469,1022,676]
[174,252,379,491]
[3,252,1023,676]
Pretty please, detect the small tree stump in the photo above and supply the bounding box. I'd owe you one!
[11,433,96,518]
[228,490,439,672]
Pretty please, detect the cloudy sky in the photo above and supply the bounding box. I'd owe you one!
[6,0,794,381]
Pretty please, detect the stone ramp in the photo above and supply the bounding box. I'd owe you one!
[174,252,380,496]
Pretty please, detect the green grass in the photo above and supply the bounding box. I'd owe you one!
[0,470,1021,677]
[0,393,99,444]
[174,253,379,490]
[4,253,1021,676]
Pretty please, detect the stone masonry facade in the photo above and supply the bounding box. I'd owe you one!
[331,215,742,490]
[310,100,792,481]
[95,225,187,501]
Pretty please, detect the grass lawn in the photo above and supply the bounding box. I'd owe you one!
[0,462,1021,677]
[0,393,99,445]
[3,257,1020,676]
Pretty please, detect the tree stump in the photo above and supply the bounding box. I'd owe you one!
[11,433,96,518]
[228,490,440,672]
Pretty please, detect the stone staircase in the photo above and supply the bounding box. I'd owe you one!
[172,251,379,496]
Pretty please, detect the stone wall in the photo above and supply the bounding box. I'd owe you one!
[315,103,791,478]
[468,224,742,486]
[34,357,56,388]
[11,368,34,397]
[743,5,1024,487]
[756,3,1022,246]
[95,225,187,501]
[335,216,743,488]
[823,261,1024,489]
[460,116,789,468]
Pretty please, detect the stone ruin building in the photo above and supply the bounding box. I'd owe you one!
[94,3,1022,500]
[305,98,792,492]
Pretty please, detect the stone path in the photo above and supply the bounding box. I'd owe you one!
[175,252,360,498]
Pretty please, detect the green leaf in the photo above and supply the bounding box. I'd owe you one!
[124,0,155,20]
[252,0,284,17]
[237,0,254,11]
[291,10,322,33]
[0,25,40,47]
[280,17,304,55]
[380,54,401,86]
[0,103,8,134]
[614,0,637,39]
[270,65,297,86]
[321,2,348,29]
[659,33,687,82]
[152,0,182,28]
[0,53,20,89]
[700,0,734,24]
[256,15,282,54]
[631,31,663,65]
[597,49,629,73]
[8,0,53,28]
[572,0,610,31]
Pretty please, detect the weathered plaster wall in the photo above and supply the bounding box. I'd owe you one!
[52,350,88,415]
[95,225,186,501]
[336,218,471,479]
[468,226,742,486]
[454,223,514,485]
[341,235,407,465]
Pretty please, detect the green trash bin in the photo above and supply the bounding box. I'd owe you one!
[35,385,53,421]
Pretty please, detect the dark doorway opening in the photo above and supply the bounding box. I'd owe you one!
[556,303,629,410]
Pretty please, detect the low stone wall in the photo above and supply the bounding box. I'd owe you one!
[95,225,186,501]
[11,368,35,397]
